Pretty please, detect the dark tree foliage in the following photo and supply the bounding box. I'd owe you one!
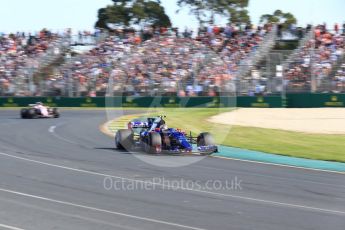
[95,8,111,29]
[177,0,249,25]
[259,10,297,28]
[95,0,171,29]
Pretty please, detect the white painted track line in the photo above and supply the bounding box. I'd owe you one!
[0,188,205,230]
[0,151,344,216]
[0,223,25,230]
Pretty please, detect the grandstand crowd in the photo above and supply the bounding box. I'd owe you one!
[1,23,345,97]
[285,24,345,92]
[333,63,345,92]
[45,23,271,97]
[0,29,69,96]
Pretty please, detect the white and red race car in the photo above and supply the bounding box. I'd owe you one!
[21,102,60,119]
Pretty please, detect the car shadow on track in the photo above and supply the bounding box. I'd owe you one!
[94,147,131,154]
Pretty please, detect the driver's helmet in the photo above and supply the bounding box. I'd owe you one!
[36,102,43,105]
[157,119,165,128]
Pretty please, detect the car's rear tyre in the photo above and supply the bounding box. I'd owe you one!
[197,132,215,146]
[115,129,134,150]
[145,132,162,154]
[53,108,60,118]
[20,109,28,119]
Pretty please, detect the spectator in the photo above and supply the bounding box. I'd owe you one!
[286,24,345,91]
[0,29,64,96]
[1,24,271,97]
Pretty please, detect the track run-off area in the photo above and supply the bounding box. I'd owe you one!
[0,109,344,230]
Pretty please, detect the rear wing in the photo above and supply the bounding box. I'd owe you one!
[129,121,150,129]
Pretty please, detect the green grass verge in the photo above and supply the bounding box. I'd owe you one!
[145,108,345,163]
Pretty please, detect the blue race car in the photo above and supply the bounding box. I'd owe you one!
[115,116,218,155]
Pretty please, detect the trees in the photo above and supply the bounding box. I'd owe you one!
[95,0,171,29]
[229,8,250,24]
[259,10,297,28]
[136,1,171,27]
[177,0,250,25]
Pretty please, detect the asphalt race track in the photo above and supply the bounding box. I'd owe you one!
[0,109,344,230]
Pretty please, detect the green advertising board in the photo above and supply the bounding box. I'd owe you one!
[237,96,283,108]
[0,96,279,108]
[114,96,237,108]
[0,97,106,107]
[287,93,345,108]
[1,94,344,108]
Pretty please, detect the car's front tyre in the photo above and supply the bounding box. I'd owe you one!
[53,108,60,118]
[197,132,215,147]
[145,132,162,154]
